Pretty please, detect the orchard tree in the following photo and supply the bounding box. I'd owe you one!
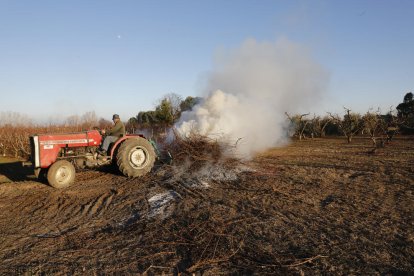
[285,112,310,140]
[65,115,81,130]
[80,111,98,130]
[329,108,363,143]
[310,115,332,137]
[0,127,7,156]
[380,108,399,140]
[0,111,32,126]
[362,109,383,146]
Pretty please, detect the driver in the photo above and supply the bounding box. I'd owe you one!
[99,114,126,155]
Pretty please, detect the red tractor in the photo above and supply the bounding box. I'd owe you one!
[26,130,157,188]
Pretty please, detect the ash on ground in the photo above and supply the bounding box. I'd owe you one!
[147,190,181,219]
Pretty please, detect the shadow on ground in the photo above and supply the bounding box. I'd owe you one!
[0,161,34,182]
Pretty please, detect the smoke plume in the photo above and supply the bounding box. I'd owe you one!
[175,38,329,158]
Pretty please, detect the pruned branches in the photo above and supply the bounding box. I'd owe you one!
[164,129,241,177]
[167,129,223,165]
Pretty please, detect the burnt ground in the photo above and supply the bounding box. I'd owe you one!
[0,138,413,275]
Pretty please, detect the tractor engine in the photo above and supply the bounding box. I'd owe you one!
[29,130,102,170]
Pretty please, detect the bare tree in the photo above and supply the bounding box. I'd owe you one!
[1,127,30,157]
[0,111,32,126]
[65,115,81,131]
[379,107,399,142]
[13,131,30,157]
[310,115,332,138]
[329,108,363,143]
[362,109,383,146]
[285,112,310,140]
[0,127,7,156]
[81,111,98,130]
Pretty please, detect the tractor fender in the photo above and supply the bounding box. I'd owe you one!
[109,134,146,158]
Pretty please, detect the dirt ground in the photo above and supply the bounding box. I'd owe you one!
[0,137,413,275]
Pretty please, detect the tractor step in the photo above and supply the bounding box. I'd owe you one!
[22,161,33,167]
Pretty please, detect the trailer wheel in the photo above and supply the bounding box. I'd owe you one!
[47,160,76,189]
[116,137,156,177]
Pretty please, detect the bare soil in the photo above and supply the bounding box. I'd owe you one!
[0,138,413,275]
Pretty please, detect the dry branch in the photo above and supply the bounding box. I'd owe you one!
[163,129,241,177]
[282,255,328,267]
[142,264,172,275]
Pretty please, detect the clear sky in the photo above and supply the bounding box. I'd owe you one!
[0,0,413,122]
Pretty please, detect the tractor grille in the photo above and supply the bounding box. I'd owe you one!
[29,136,35,164]
[29,136,40,167]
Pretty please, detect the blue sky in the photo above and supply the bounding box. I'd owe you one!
[0,0,413,122]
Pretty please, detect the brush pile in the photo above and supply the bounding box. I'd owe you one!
[166,130,235,166]
[158,130,246,184]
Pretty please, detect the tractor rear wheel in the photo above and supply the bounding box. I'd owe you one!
[116,137,156,177]
[47,160,76,189]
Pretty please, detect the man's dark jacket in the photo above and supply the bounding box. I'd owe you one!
[108,120,125,137]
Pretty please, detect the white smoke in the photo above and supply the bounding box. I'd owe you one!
[175,38,329,158]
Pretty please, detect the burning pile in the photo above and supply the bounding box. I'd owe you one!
[161,130,246,187]
[167,130,225,168]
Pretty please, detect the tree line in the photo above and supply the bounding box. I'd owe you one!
[125,93,201,133]
[286,92,413,144]
[0,92,412,158]
[130,92,413,145]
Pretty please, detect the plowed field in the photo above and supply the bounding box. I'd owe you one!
[0,138,413,275]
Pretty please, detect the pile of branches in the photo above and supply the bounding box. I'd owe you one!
[163,129,240,172]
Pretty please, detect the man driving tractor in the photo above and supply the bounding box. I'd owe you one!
[99,114,126,154]
[25,113,156,189]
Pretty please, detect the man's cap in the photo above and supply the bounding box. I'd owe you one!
[112,114,120,120]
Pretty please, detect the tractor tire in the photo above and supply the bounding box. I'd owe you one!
[116,137,156,177]
[47,160,76,189]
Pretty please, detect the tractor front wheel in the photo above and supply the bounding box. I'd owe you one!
[116,137,156,177]
[47,160,76,189]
